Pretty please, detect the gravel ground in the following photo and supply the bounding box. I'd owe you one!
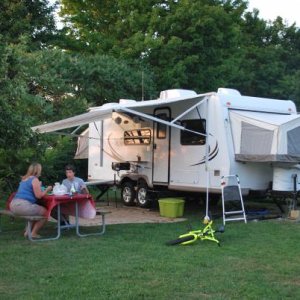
[70,203,186,226]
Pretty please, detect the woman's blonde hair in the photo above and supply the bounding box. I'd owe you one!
[22,163,42,180]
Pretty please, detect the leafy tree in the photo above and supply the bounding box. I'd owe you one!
[0,0,57,48]
[0,40,49,191]
[0,0,58,192]
[40,136,82,184]
[59,0,247,92]
[66,55,156,104]
[27,49,156,109]
[230,11,300,105]
[0,0,157,194]
[59,0,300,106]
[0,43,156,192]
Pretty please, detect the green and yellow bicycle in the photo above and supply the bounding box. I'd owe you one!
[166,220,224,246]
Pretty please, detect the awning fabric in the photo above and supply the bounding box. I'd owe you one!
[31,107,115,133]
[31,93,211,133]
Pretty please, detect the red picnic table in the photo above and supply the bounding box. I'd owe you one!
[41,193,96,219]
[38,193,107,241]
[6,193,107,241]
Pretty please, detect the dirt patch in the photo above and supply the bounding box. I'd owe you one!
[72,203,186,226]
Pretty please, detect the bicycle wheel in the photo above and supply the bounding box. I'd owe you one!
[166,235,195,245]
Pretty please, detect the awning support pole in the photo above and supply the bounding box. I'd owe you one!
[171,97,208,124]
[118,107,207,137]
[204,97,210,223]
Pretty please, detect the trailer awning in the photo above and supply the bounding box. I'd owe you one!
[31,106,115,133]
[31,92,212,134]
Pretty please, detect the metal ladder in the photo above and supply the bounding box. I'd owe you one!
[221,175,247,225]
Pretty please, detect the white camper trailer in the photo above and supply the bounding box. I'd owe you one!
[32,88,300,207]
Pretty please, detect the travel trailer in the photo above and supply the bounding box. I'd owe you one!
[32,88,300,207]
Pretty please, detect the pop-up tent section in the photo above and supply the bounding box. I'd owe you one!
[230,110,300,163]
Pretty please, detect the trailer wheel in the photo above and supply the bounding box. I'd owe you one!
[136,182,151,208]
[121,181,136,206]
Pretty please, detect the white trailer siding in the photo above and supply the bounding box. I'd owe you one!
[88,114,153,183]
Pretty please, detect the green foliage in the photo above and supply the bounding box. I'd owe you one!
[60,0,247,92]
[0,0,56,48]
[26,49,156,108]
[67,55,156,104]
[59,0,300,104]
[0,45,155,190]
[230,12,300,104]
[40,136,78,184]
[0,40,43,191]
[0,1,60,191]
[0,2,156,192]
[0,40,72,190]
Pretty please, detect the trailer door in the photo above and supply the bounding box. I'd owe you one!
[152,108,170,184]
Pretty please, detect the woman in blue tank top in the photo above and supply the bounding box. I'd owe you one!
[10,163,52,238]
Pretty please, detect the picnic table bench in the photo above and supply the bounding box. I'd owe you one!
[0,192,111,242]
[0,193,47,241]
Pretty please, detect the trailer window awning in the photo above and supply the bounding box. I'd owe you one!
[31,93,212,134]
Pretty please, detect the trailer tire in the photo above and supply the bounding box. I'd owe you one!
[136,182,151,208]
[121,181,136,206]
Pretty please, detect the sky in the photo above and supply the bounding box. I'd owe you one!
[248,0,300,26]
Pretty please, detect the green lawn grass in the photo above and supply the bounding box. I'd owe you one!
[0,198,300,299]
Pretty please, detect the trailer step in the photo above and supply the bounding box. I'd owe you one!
[221,175,247,225]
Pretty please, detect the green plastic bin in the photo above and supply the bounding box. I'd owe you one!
[158,198,185,218]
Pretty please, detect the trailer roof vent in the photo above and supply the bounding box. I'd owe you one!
[217,88,241,97]
[159,89,197,100]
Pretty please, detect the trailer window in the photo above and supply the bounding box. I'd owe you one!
[180,119,206,145]
[156,113,168,139]
[124,129,151,145]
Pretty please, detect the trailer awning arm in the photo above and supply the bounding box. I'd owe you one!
[117,106,208,137]
[170,96,208,124]
[71,125,84,134]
